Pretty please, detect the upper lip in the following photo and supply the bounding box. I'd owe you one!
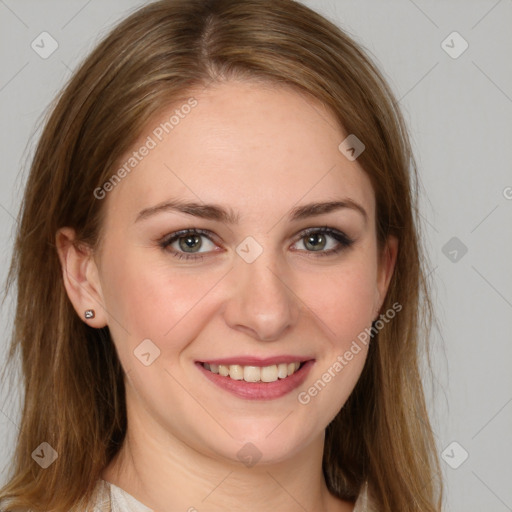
[197,356,314,366]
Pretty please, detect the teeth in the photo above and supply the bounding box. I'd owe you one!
[244,366,261,382]
[229,365,244,380]
[277,363,288,379]
[288,362,300,375]
[261,365,277,382]
[202,361,303,382]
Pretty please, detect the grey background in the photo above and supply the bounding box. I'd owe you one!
[0,0,511,510]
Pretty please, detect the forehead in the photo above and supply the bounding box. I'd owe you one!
[102,81,375,225]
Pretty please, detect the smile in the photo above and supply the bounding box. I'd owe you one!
[195,358,315,400]
[201,361,303,383]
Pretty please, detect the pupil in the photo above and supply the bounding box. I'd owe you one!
[180,235,201,252]
[305,233,325,251]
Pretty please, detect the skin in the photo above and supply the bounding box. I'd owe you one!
[57,80,397,512]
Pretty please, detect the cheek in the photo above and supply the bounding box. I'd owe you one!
[302,259,378,343]
[294,263,376,420]
[99,246,222,352]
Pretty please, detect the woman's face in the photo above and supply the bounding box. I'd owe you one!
[83,81,396,465]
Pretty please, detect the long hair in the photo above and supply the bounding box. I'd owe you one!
[0,1,442,510]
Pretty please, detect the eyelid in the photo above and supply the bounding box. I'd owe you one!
[291,225,353,244]
[158,227,219,246]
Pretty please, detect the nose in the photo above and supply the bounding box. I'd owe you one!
[223,250,300,342]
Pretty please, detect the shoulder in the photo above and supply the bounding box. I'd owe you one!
[92,479,153,512]
[89,479,111,511]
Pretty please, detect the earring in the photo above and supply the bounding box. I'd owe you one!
[84,309,95,319]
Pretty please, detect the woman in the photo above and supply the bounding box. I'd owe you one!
[0,0,442,510]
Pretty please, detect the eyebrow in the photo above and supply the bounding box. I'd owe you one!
[135,198,367,224]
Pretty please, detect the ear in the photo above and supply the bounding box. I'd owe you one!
[55,227,107,328]
[374,235,398,318]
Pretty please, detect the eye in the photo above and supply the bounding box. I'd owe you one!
[159,229,218,261]
[158,226,354,262]
[291,227,354,257]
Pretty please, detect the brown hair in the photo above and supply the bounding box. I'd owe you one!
[0,0,442,510]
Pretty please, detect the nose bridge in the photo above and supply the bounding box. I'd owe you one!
[224,243,300,341]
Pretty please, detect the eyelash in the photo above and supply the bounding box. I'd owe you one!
[158,226,354,261]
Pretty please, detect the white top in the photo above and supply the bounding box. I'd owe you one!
[92,478,376,511]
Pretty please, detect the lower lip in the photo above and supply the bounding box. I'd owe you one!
[195,360,315,400]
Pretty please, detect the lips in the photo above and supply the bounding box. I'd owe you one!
[195,357,315,400]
